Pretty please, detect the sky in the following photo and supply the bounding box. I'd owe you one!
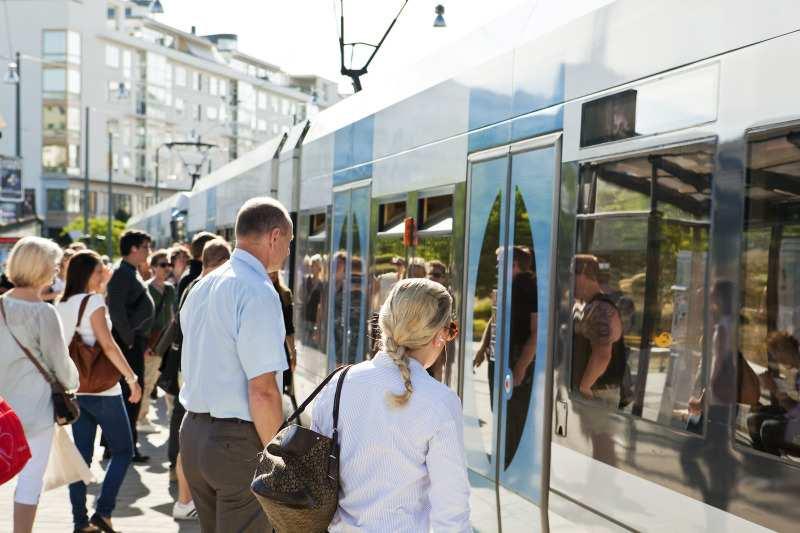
[155,0,527,94]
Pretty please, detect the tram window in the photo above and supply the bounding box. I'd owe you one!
[738,127,800,461]
[572,143,713,431]
[294,212,328,371]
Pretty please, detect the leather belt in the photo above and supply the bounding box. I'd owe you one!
[188,411,253,425]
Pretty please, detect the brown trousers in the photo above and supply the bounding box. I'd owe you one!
[180,412,269,533]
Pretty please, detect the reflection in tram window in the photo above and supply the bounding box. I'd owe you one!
[573,144,713,430]
[294,212,329,384]
[415,194,457,389]
[739,127,800,460]
[470,192,502,473]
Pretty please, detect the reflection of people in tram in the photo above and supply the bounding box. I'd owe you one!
[427,260,447,286]
[426,260,451,383]
[571,254,626,407]
[505,245,538,469]
[375,256,405,309]
[747,331,800,456]
[269,270,298,410]
[302,254,323,347]
[680,281,741,511]
[407,257,427,279]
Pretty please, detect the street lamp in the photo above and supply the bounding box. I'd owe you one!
[154,140,216,203]
[3,52,21,158]
[434,5,446,28]
[149,0,164,14]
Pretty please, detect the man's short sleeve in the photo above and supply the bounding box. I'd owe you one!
[236,289,288,379]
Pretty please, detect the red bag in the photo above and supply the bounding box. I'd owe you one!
[0,396,31,485]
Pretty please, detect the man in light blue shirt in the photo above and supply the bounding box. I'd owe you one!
[179,197,292,533]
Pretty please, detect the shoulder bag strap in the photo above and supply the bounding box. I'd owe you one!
[0,297,56,387]
[330,364,352,440]
[75,294,92,328]
[280,364,351,430]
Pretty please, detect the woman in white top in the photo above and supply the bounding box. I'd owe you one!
[312,278,471,532]
[56,250,142,533]
[0,236,80,533]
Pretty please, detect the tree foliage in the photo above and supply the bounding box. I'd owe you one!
[61,217,126,258]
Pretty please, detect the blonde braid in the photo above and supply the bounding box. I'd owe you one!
[378,278,453,408]
[384,337,413,407]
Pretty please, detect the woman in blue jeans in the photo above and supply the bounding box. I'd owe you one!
[56,250,142,533]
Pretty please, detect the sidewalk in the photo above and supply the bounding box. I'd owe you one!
[1,397,200,533]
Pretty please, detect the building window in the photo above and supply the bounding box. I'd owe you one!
[42,68,67,96]
[122,50,132,79]
[257,119,266,131]
[43,30,66,61]
[272,123,278,134]
[105,45,120,68]
[258,91,267,110]
[46,189,65,211]
[207,106,218,120]
[43,104,67,133]
[271,96,279,113]
[219,105,227,122]
[67,69,81,94]
[281,98,290,115]
[219,79,227,97]
[209,76,218,96]
[175,97,184,115]
[107,7,117,30]
[175,66,186,87]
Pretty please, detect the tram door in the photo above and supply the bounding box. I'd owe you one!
[328,185,371,370]
[462,135,560,531]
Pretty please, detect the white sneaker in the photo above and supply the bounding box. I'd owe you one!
[173,500,198,520]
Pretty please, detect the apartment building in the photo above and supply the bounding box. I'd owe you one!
[0,0,336,239]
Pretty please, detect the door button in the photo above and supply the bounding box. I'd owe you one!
[503,370,513,399]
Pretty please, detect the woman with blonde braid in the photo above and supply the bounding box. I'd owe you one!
[311,278,470,532]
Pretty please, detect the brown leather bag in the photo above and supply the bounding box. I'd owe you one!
[69,295,121,393]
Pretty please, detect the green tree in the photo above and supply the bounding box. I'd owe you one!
[61,217,126,258]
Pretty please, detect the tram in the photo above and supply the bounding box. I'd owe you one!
[128,0,800,530]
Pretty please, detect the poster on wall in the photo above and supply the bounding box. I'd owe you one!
[0,157,23,202]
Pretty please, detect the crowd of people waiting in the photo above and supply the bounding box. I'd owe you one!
[0,229,252,532]
[1,195,472,533]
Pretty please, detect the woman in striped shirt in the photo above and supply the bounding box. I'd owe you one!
[312,277,470,532]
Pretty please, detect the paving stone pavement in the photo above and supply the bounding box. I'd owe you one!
[1,397,201,533]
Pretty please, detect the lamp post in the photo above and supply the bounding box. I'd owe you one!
[4,52,21,156]
[154,142,174,204]
[83,83,129,248]
[107,130,114,257]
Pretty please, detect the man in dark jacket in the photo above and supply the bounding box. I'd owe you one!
[107,229,155,462]
[177,232,217,301]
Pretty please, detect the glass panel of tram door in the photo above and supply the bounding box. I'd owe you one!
[496,144,558,531]
[328,186,371,370]
[463,156,507,532]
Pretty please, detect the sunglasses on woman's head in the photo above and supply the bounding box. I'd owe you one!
[157,262,170,268]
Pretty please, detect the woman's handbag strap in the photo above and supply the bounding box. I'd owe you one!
[75,294,93,328]
[281,364,351,430]
[332,365,352,434]
[0,297,57,386]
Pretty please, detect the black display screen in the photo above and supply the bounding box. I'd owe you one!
[580,89,637,147]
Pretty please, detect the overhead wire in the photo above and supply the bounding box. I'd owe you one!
[2,0,14,58]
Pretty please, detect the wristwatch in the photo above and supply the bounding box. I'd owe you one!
[125,373,138,385]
